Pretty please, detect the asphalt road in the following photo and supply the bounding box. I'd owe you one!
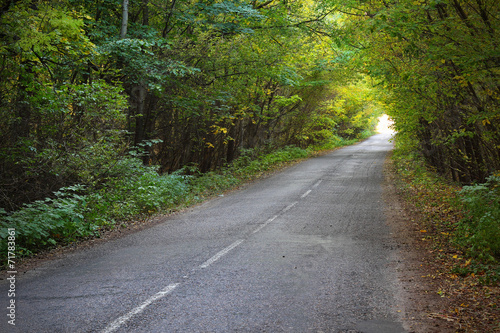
[1,132,407,333]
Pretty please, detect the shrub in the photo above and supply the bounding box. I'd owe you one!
[0,185,93,256]
[84,158,189,224]
[456,175,500,262]
[0,156,190,258]
[187,170,239,199]
[235,146,310,177]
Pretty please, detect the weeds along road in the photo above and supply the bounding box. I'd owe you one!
[1,133,407,333]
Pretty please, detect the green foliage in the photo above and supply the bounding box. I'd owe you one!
[100,38,200,90]
[0,80,128,210]
[339,0,500,183]
[93,162,189,219]
[310,135,349,151]
[192,0,265,34]
[0,185,92,256]
[0,155,190,257]
[187,171,239,201]
[234,146,310,177]
[1,1,94,60]
[456,175,500,262]
[392,141,499,284]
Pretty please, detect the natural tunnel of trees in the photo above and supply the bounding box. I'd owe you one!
[1,0,499,213]
[346,0,500,184]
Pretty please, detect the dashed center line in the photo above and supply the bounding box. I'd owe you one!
[101,178,324,332]
[253,215,278,234]
[312,179,323,188]
[282,201,298,213]
[200,239,244,269]
[301,189,312,198]
[101,283,180,333]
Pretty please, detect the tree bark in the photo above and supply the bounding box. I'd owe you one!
[120,0,129,39]
[142,0,149,26]
[162,0,177,37]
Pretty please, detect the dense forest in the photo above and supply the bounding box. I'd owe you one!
[0,0,382,212]
[1,0,499,257]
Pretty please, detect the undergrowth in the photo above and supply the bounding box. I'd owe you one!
[392,141,500,284]
[454,175,500,283]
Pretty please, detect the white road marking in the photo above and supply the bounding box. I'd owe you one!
[102,179,324,332]
[312,180,323,188]
[301,190,312,198]
[200,239,244,269]
[252,215,279,234]
[101,283,179,333]
[282,201,298,213]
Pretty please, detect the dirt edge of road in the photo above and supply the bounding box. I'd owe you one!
[383,153,456,333]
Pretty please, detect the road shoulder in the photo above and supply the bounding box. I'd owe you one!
[383,152,456,333]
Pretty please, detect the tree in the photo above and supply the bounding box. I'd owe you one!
[120,0,129,39]
[336,0,500,183]
[0,0,127,210]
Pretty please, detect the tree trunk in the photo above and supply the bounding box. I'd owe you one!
[142,0,149,26]
[120,0,129,39]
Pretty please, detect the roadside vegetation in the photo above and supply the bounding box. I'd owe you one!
[391,140,500,331]
[349,1,500,328]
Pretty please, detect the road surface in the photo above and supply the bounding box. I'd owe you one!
[1,132,406,332]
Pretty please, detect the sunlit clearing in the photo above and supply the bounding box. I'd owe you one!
[376,114,395,135]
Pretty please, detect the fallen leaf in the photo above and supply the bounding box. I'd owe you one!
[428,313,456,322]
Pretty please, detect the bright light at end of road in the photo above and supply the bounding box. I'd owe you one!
[376,114,395,135]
